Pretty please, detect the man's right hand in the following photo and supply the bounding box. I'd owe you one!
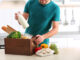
[15,12,21,25]
[15,13,18,20]
[15,12,29,25]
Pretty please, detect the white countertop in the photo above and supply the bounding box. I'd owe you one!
[0,48,80,60]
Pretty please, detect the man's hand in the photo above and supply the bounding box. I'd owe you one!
[15,12,29,25]
[15,12,22,25]
[35,35,45,45]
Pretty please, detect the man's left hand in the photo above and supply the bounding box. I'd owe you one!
[35,35,45,45]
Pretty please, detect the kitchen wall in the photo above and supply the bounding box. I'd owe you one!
[0,8,25,33]
[0,1,25,33]
[0,3,80,33]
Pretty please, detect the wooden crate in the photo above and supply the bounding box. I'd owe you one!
[4,38,36,56]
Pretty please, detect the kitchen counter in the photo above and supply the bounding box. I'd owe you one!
[0,48,80,60]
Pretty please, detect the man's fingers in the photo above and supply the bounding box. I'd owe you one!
[15,11,21,20]
[35,38,41,45]
[37,42,39,45]
[15,11,22,25]
[36,40,40,45]
[15,13,18,20]
[35,37,39,41]
[36,35,41,37]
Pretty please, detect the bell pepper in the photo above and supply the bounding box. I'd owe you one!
[41,44,48,48]
[34,47,42,53]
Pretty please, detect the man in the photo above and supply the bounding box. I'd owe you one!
[15,0,60,46]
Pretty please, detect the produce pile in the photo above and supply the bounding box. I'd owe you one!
[6,31,59,57]
[2,25,31,39]
[7,31,30,39]
[34,43,59,57]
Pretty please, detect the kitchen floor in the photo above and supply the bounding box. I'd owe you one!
[0,48,80,60]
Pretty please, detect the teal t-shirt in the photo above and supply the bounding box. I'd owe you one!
[24,0,60,46]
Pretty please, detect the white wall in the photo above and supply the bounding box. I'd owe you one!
[0,8,25,33]
[0,7,80,33]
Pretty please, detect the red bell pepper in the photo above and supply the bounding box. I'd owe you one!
[34,47,42,53]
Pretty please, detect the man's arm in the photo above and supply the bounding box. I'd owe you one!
[35,21,59,45]
[42,21,59,39]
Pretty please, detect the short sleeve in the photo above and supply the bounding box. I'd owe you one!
[24,1,30,13]
[53,6,60,21]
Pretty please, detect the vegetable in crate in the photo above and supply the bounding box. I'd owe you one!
[21,36,29,39]
[49,44,59,54]
[7,31,21,38]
